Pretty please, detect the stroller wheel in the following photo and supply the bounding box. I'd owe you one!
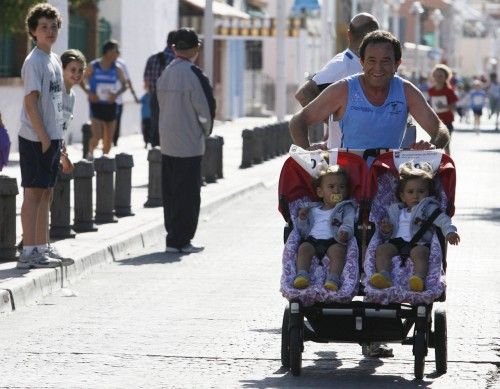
[414,332,426,379]
[434,308,447,374]
[281,307,290,368]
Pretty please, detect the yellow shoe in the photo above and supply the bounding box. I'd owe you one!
[409,275,424,292]
[324,279,339,291]
[370,272,392,289]
[293,275,309,289]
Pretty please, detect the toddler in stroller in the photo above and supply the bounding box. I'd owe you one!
[370,161,460,292]
[293,164,356,291]
[280,146,367,306]
[363,149,457,305]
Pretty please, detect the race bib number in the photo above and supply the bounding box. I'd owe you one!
[472,95,484,106]
[430,95,448,113]
[393,149,443,173]
[96,83,114,102]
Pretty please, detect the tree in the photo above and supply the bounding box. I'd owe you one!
[0,0,40,34]
[0,0,97,34]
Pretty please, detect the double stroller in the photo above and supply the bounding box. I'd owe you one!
[278,146,456,379]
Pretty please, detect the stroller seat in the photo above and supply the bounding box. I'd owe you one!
[362,150,456,305]
[278,148,368,306]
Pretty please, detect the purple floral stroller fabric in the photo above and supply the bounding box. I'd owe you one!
[362,173,447,305]
[280,196,360,306]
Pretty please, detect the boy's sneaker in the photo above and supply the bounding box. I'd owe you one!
[370,271,392,289]
[165,246,181,253]
[17,249,61,269]
[409,275,424,292]
[16,253,33,269]
[44,246,75,266]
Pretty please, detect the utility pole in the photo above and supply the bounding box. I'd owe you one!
[203,0,214,83]
[276,1,287,121]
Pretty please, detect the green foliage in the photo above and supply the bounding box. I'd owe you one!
[0,0,97,34]
[0,0,41,34]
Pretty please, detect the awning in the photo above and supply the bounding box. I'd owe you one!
[291,0,320,13]
[182,0,250,19]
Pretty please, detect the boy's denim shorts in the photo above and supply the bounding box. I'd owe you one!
[19,136,62,188]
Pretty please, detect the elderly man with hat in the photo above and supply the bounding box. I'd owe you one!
[157,28,216,254]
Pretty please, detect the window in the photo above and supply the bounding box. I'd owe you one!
[0,32,15,77]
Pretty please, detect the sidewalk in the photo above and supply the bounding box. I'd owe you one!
[0,116,288,314]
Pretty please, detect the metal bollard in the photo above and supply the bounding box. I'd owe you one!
[269,124,279,157]
[202,137,218,184]
[144,148,162,208]
[94,156,118,223]
[81,122,92,159]
[73,160,97,232]
[114,153,134,217]
[309,123,324,144]
[240,129,254,168]
[252,127,264,164]
[0,175,19,260]
[214,135,224,179]
[50,169,76,239]
[260,126,271,160]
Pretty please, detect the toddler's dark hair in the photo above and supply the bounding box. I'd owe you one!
[396,161,436,201]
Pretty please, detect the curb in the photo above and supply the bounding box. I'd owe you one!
[0,177,277,314]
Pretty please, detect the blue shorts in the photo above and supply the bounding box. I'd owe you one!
[19,136,62,188]
[472,108,483,117]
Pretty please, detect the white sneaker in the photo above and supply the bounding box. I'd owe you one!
[17,248,61,269]
[44,246,75,266]
[180,243,204,254]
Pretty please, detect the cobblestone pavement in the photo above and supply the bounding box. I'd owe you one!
[0,128,498,388]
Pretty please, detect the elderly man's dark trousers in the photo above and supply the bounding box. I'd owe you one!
[161,154,202,249]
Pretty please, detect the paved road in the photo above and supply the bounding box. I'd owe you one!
[0,129,498,388]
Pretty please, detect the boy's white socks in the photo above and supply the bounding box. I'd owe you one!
[22,245,36,255]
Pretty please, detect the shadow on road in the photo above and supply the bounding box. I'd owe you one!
[240,349,436,388]
[477,148,500,154]
[116,250,184,266]
[456,207,500,223]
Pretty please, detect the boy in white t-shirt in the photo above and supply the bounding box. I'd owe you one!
[17,4,71,269]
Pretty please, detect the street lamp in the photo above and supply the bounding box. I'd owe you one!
[430,9,443,49]
[410,1,424,78]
